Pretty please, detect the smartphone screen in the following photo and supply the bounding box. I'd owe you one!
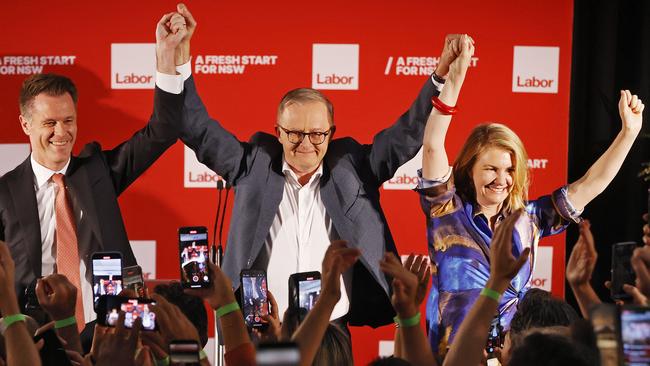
[169,340,200,364]
[92,252,123,304]
[98,295,157,331]
[298,277,321,312]
[611,242,638,300]
[256,342,300,366]
[123,265,145,297]
[485,315,503,354]
[179,227,210,289]
[621,306,650,365]
[241,270,269,328]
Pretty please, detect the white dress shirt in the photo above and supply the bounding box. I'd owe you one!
[31,155,95,324]
[265,161,350,320]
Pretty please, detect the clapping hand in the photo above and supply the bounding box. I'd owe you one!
[380,253,419,318]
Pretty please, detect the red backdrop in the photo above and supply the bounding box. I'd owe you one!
[0,1,573,363]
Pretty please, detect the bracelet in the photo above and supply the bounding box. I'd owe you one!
[393,312,421,328]
[480,288,502,302]
[155,356,170,366]
[215,301,240,318]
[431,96,458,115]
[199,349,207,360]
[2,314,26,331]
[54,315,77,329]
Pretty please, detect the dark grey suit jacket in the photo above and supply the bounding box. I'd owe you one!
[181,76,437,326]
[0,87,183,309]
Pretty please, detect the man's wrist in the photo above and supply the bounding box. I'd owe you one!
[157,48,177,75]
[396,304,418,319]
[0,293,20,316]
[485,278,509,295]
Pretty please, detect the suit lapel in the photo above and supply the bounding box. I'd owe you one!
[8,158,43,277]
[249,158,285,267]
[65,157,103,255]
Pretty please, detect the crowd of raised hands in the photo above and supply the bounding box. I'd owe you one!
[1,215,649,366]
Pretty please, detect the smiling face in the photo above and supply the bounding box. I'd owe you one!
[471,146,514,213]
[277,101,332,176]
[20,92,77,171]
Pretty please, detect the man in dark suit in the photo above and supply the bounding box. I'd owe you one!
[0,12,188,334]
[169,5,462,326]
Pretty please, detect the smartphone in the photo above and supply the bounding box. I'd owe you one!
[240,269,269,329]
[179,226,211,289]
[256,342,300,366]
[485,314,503,355]
[590,303,620,366]
[91,252,123,304]
[169,340,201,365]
[288,271,321,320]
[33,328,73,366]
[611,242,639,300]
[620,306,650,365]
[123,265,145,297]
[95,295,157,331]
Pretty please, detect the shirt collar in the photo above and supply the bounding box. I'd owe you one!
[282,158,323,187]
[30,153,70,189]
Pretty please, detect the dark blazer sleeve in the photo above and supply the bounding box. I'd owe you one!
[366,78,438,184]
[100,86,184,195]
[179,76,255,185]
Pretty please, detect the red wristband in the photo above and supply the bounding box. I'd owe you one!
[431,96,458,115]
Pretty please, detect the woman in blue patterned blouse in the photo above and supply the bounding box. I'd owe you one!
[420,35,645,355]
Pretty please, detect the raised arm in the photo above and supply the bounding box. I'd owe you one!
[0,241,42,366]
[291,241,361,366]
[567,90,644,209]
[565,220,601,318]
[103,12,186,194]
[171,4,252,185]
[422,35,474,180]
[367,34,464,183]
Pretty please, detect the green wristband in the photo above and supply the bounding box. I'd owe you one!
[480,287,502,302]
[393,312,421,328]
[215,301,240,318]
[199,349,207,360]
[2,314,26,330]
[155,356,170,366]
[54,315,77,329]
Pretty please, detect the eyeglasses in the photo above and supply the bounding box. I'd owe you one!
[276,125,335,145]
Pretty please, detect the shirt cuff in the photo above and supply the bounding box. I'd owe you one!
[155,59,192,95]
[155,71,183,94]
[430,73,445,93]
[417,167,452,189]
[176,59,192,81]
[552,185,583,223]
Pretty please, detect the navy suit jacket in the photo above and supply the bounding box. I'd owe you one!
[181,76,437,326]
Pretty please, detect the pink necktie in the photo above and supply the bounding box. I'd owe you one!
[52,173,85,331]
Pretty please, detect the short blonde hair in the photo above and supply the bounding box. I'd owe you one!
[452,123,529,212]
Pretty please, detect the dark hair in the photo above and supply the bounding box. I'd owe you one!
[153,282,208,347]
[312,323,353,366]
[19,73,78,117]
[508,331,596,366]
[510,289,579,334]
[369,356,412,366]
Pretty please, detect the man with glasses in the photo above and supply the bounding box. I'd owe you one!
[163,4,462,327]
